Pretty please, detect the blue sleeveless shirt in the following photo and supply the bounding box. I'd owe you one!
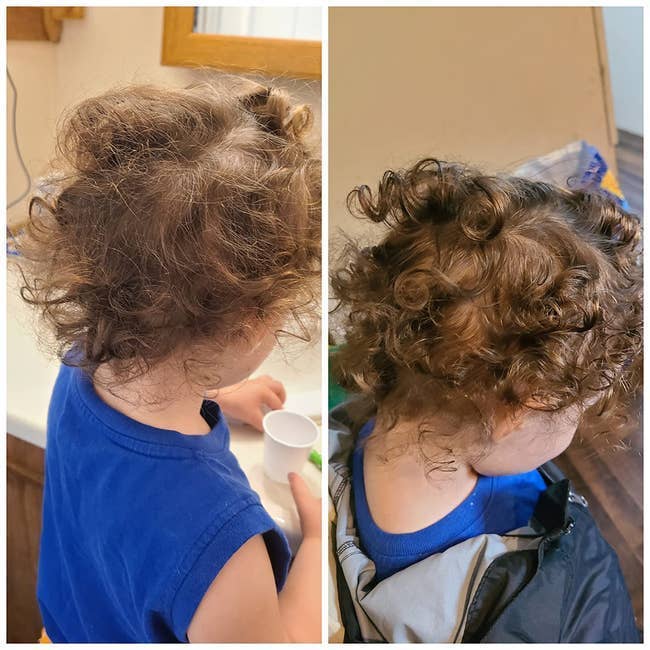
[352,421,546,581]
[37,363,290,642]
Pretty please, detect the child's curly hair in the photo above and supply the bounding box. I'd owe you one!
[19,80,320,387]
[332,159,642,446]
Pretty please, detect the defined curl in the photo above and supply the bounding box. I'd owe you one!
[332,159,642,447]
[18,80,321,387]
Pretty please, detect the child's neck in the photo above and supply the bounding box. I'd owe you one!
[362,413,479,534]
[93,362,212,436]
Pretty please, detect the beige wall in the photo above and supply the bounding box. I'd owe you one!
[329,6,616,244]
[7,6,321,225]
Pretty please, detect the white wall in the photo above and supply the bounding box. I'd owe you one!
[603,6,643,135]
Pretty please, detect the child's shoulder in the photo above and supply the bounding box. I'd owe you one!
[48,362,264,525]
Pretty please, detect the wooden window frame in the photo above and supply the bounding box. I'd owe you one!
[161,7,321,79]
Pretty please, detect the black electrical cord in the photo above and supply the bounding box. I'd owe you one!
[7,67,32,210]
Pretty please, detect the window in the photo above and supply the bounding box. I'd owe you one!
[161,7,321,79]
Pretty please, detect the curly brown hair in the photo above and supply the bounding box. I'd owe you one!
[18,80,321,386]
[331,159,642,448]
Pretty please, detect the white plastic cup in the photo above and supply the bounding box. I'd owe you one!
[262,410,319,484]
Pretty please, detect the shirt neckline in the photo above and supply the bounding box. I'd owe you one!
[71,363,229,456]
[353,419,495,558]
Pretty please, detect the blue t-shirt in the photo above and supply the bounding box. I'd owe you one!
[353,421,547,581]
[37,363,291,642]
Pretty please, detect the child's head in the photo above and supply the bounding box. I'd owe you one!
[332,159,641,473]
[19,80,321,392]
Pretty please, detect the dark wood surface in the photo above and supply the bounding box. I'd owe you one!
[616,130,643,215]
[7,434,45,643]
[556,129,644,631]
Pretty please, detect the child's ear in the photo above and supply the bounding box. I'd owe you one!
[491,405,524,443]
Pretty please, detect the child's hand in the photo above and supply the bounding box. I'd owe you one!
[289,472,322,540]
[214,375,286,431]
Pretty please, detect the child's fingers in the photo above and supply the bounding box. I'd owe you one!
[262,388,284,412]
[268,379,286,404]
[288,473,311,514]
[256,375,286,404]
[288,472,321,538]
[249,409,265,432]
